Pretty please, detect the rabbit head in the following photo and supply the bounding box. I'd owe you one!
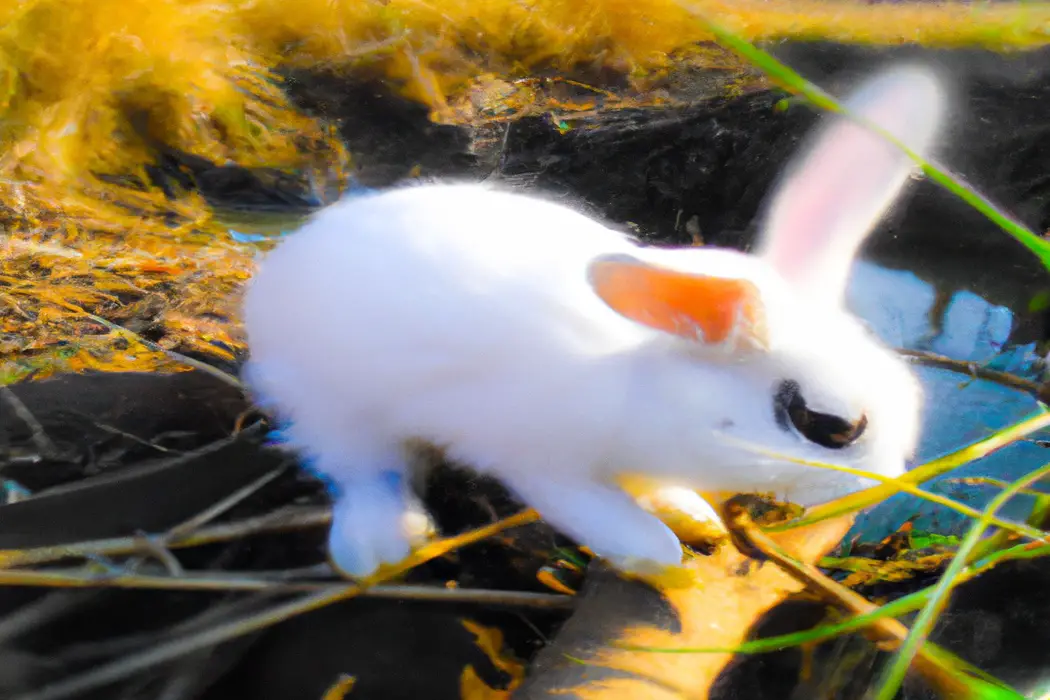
[588,65,946,506]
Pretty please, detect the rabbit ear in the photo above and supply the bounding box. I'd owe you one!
[588,253,769,351]
[755,65,947,303]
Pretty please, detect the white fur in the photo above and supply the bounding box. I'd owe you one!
[242,64,946,577]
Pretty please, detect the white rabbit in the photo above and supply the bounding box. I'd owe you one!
[242,64,946,578]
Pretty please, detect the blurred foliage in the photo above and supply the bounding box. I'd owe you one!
[0,0,1048,382]
[0,0,341,382]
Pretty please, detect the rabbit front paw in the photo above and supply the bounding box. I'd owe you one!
[506,475,685,571]
[326,471,413,579]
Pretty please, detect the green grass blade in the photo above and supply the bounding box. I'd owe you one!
[713,434,1050,543]
[671,1,1050,272]
[617,594,918,655]
[767,409,1050,532]
[873,462,1050,700]
[619,539,1050,657]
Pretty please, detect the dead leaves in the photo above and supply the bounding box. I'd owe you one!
[824,519,959,588]
[460,620,526,700]
[320,675,357,700]
[0,225,258,383]
[524,513,855,700]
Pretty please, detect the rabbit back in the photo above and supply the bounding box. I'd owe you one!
[242,184,674,478]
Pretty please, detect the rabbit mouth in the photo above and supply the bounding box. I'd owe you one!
[708,429,899,505]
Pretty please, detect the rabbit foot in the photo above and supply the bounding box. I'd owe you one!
[608,555,696,589]
[507,475,685,570]
[326,470,413,579]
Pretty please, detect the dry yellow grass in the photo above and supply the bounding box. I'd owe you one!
[2,0,1046,231]
[0,0,1047,381]
[0,0,345,231]
[237,0,1050,116]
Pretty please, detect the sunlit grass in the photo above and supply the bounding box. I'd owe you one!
[0,0,346,232]
[3,0,1048,375]
[1,0,1047,235]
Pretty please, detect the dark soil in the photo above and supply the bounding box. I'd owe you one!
[4,41,1050,700]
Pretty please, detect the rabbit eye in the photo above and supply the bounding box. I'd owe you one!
[773,380,868,450]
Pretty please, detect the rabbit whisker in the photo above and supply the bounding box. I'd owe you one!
[710,431,1050,544]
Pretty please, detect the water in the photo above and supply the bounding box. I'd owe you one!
[847,258,1050,542]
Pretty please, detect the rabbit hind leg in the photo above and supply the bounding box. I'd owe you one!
[314,450,415,579]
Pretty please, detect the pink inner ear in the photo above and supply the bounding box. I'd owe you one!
[758,67,946,301]
[761,124,904,290]
[588,254,770,351]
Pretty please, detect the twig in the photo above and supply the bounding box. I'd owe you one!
[0,387,64,460]
[114,464,288,576]
[896,348,1044,399]
[164,465,289,542]
[347,584,572,608]
[0,566,572,609]
[720,498,1010,698]
[0,591,98,644]
[11,509,540,700]
[240,563,334,580]
[0,505,330,569]
[90,421,180,454]
[152,653,211,700]
[0,568,287,592]
[129,535,185,577]
[82,311,244,390]
[58,595,278,662]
